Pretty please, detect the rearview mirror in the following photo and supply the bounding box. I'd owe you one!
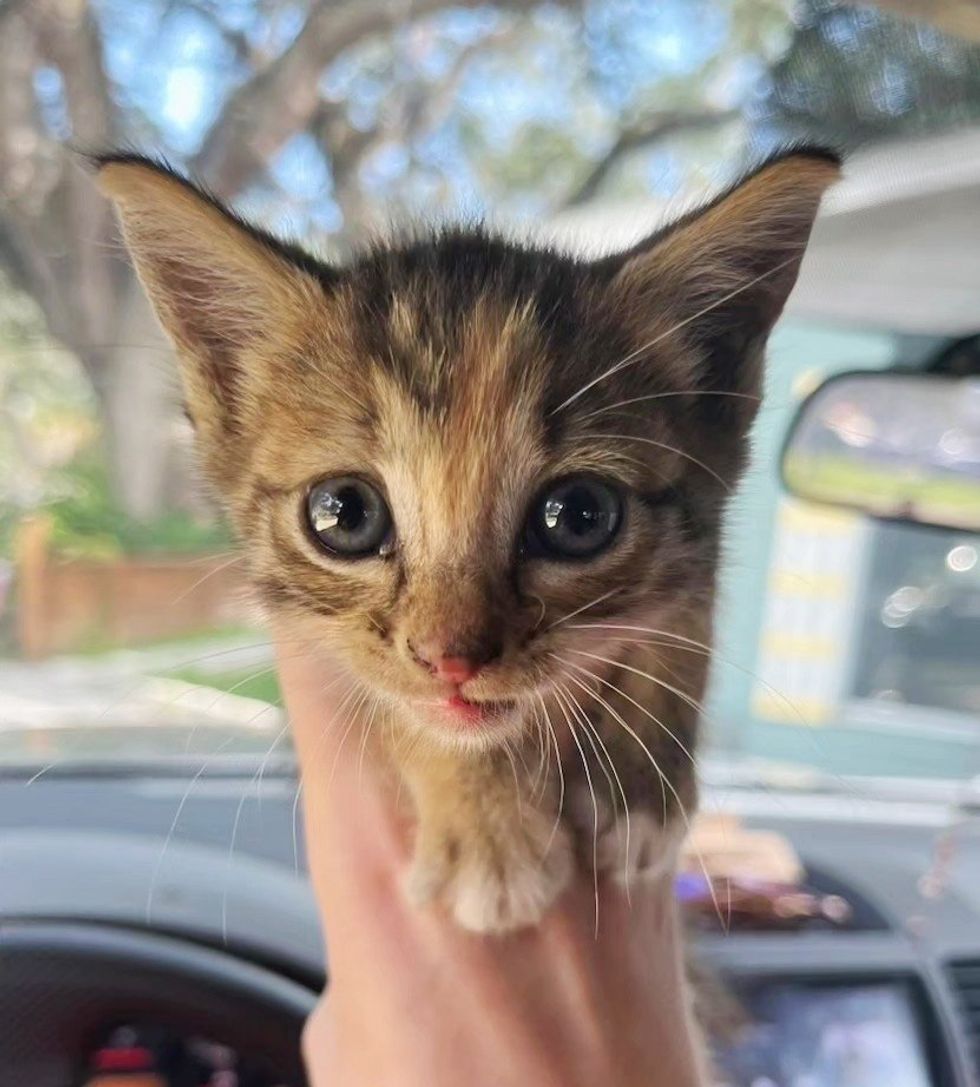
[782,371,980,532]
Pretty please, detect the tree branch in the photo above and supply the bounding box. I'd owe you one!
[402,23,522,137]
[193,0,549,198]
[0,0,32,31]
[32,0,118,146]
[172,0,262,68]
[863,0,980,43]
[28,0,121,351]
[561,107,739,208]
[0,7,75,343]
[306,20,527,246]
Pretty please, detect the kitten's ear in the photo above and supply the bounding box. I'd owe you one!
[604,148,841,420]
[96,155,323,447]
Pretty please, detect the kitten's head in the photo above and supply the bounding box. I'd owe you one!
[98,150,838,749]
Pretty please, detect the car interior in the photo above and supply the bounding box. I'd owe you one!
[1,3,980,1086]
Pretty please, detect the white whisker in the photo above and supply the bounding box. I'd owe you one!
[571,650,708,742]
[550,254,799,414]
[529,702,551,804]
[586,433,732,492]
[24,762,60,787]
[169,553,245,606]
[357,696,381,786]
[559,654,699,773]
[580,389,762,424]
[327,684,369,788]
[570,622,861,797]
[559,667,727,933]
[221,722,291,946]
[529,592,548,631]
[559,683,618,820]
[535,692,566,854]
[545,586,622,631]
[502,741,525,822]
[147,736,234,925]
[553,686,600,937]
[557,679,634,903]
[292,778,304,876]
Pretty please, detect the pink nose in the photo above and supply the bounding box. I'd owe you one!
[408,639,485,684]
[409,634,502,683]
[429,655,480,685]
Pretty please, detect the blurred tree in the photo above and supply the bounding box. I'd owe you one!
[0,0,758,520]
[0,280,94,515]
[756,0,980,149]
[1,0,540,518]
[5,0,976,523]
[868,0,980,43]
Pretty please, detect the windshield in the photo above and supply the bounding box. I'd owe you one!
[1,0,978,783]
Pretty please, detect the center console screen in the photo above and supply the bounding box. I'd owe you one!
[712,982,933,1087]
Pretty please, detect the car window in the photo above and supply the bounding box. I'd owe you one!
[1,0,978,781]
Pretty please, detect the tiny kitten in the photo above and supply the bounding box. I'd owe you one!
[97,148,838,934]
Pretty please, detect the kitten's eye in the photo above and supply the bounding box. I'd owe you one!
[526,476,623,560]
[306,477,393,557]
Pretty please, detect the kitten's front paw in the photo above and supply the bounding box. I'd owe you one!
[409,810,574,934]
[570,786,681,885]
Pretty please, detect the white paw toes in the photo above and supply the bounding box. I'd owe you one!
[409,814,574,934]
[450,824,573,933]
[570,787,681,885]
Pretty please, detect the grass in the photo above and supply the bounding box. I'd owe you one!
[72,623,258,658]
[165,663,282,705]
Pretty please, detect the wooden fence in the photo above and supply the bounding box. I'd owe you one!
[12,517,249,660]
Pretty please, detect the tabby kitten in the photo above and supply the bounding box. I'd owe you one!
[97,148,838,933]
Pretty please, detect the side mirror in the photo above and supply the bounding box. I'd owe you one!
[781,371,980,532]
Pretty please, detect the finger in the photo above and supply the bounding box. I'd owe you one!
[274,641,361,775]
[275,641,411,907]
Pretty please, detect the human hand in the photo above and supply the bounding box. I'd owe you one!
[277,645,708,1087]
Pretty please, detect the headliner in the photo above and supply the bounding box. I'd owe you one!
[545,125,980,337]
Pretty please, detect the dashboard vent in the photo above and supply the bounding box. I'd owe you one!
[947,960,980,1076]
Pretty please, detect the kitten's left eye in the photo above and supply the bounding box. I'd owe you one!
[306,476,393,557]
[525,476,624,560]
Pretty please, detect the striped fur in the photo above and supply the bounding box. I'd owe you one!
[98,148,839,933]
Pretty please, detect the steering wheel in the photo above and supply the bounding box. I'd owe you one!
[0,920,314,1086]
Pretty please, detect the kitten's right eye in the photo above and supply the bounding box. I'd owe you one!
[306,477,393,558]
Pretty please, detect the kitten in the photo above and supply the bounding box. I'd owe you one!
[97,148,838,933]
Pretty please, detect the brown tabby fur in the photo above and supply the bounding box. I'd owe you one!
[97,149,839,933]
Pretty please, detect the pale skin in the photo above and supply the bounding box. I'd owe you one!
[279,647,710,1087]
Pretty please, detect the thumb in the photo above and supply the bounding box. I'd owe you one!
[275,640,410,912]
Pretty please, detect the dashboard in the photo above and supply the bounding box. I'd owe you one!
[1,766,978,1087]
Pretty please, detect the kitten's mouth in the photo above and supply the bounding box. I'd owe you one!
[441,693,516,726]
[404,687,526,738]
